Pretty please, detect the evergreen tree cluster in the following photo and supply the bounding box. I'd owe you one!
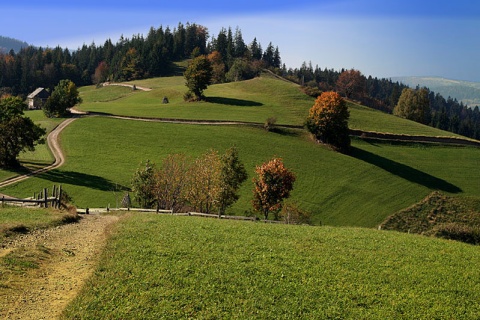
[0,23,281,97]
[285,64,480,140]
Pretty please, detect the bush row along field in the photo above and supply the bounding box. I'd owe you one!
[62,213,480,319]
[2,116,479,227]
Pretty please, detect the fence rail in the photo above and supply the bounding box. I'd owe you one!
[1,186,63,209]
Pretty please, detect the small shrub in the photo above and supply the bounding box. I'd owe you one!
[280,202,311,225]
[183,91,196,102]
[264,117,277,131]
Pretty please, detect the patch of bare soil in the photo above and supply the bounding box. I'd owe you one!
[0,214,118,319]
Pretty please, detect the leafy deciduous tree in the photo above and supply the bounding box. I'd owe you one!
[184,55,212,101]
[154,153,189,212]
[305,91,351,153]
[336,69,366,99]
[393,87,431,124]
[0,96,46,167]
[218,146,248,215]
[43,79,82,117]
[252,157,296,220]
[185,150,221,213]
[207,51,225,84]
[131,160,156,208]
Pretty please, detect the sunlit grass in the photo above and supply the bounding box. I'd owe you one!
[63,214,480,319]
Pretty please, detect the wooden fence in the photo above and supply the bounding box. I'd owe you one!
[1,185,63,209]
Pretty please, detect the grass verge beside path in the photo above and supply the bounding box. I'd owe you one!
[62,214,480,319]
[0,206,78,243]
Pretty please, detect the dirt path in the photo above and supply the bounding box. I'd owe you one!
[1,214,119,319]
[0,117,79,190]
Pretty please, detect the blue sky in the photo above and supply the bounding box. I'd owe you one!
[3,0,480,81]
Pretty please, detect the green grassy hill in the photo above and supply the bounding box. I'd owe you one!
[62,214,480,319]
[1,74,479,228]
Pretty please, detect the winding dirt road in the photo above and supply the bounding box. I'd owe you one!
[0,117,79,189]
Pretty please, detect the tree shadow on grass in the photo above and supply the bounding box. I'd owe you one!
[39,170,129,192]
[350,146,462,193]
[206,96,263,107]
[269,127,303,138]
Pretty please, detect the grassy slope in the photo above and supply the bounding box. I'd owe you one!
[63,214,480,319]
[2,116,479,227]
[78,74,464,137]
[78,75,313,125]
[1,74,478,227]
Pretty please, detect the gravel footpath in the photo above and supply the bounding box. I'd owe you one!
[1,214,119,319]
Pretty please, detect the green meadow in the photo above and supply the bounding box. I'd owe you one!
[62,214,480,319]
[1,73,479,227]
[2,115,479,227]
[2,73,480,318]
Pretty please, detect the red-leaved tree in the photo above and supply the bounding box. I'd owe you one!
[252,157,296,220]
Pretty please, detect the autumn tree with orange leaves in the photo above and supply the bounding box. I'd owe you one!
[252,158,296,220]
[336,69,366,99]
[306,91,351,153]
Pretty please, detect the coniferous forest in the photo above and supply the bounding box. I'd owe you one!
[0,22,479,139]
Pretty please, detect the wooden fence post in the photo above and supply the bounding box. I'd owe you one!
[44,188,48,208]
[58,185,62,209]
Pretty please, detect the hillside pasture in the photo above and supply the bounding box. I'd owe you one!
[77,74,313,126]
[2,116,478,227]
[62,214,480,319]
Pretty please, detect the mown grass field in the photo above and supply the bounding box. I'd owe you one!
[62,214,480,319]
[2,116,479,227]
[78,74,463,137]
[1,74,479,227]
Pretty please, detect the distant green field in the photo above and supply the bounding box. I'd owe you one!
[2,116,478,227]
[348,101,463,137]
[63,214,480,319]
[77,74,464,138]
[78,74,313,126]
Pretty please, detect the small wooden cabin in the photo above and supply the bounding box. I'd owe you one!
[27,87,50,109]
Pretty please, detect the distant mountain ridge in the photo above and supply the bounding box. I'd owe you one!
[0,35,29,53]
[391,76,480,108]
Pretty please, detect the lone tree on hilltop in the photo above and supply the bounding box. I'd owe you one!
[0,95,46,168]
[306,91,351,153]
[184,55,212,101]
[43,79,82,118]
[252,157,296,220]
[394,87,431,124]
